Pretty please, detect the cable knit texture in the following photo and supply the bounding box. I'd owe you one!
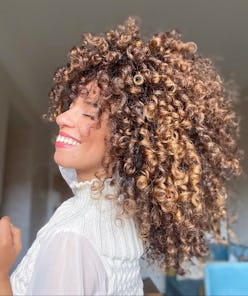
[10,177,144,295]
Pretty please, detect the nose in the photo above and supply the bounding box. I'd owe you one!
[56,109,74,128]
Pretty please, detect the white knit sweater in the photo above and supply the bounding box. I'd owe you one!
[10,177,144,295]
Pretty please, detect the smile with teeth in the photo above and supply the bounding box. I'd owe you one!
[56,135,80,146]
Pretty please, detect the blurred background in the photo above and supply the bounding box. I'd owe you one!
[0,1,247,295]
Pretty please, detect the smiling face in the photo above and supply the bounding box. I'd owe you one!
[54,80,111,182]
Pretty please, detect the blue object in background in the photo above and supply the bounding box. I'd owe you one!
[205,262,248,296]
[229,243,248,261]
[165,243,228,296]
[208,243,228,261]
[166,276,203,296]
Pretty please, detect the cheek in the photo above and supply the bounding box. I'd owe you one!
[85,132,107,155]
[84,127,109,157]
[78,115,110,156]
[78,123,92,138]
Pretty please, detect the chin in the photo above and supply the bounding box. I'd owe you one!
[53,153,75,168]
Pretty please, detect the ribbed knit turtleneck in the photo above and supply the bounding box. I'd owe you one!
[69,177,117,211]
[10,177,145,295]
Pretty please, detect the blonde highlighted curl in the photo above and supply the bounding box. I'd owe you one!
[46,17,244,273]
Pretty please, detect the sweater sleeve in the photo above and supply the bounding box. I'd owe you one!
[26,231,108,296]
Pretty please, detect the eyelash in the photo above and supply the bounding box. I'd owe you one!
[68,103,95,120]
[81,113,95,120]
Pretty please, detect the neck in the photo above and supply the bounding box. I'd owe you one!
[76,168,112,183]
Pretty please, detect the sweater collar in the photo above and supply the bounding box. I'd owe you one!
[58,165,114,194]
[69,177,118,213]
[69,177,115,196]
[58,166,120,210]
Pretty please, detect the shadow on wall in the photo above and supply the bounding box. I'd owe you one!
[0,104,35,272]
[0,103,52,273]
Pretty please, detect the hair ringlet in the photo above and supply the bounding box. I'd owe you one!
[133,72,144,85]
[165,79,177,93]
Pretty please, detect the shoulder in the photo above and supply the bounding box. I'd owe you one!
[26,230,108,295]
[36,196,83,236]
[41,230,102,258]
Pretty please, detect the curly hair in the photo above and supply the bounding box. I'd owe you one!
[45,17,244,273]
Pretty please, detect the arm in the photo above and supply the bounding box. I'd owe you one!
[0,217,22,296]
[0,274,12,296]
[27,231,108,295]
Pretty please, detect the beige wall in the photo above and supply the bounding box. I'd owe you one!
[1,108,34,268]
[228,88,248,245]
[0,99,8,205]
[0,63,52,272]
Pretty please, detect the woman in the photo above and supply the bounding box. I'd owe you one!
[0,17,244,295]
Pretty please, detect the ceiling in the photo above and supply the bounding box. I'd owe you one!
[0,0,247,116]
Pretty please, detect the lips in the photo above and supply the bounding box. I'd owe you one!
[59,131,81,144]
[55,142,76,148]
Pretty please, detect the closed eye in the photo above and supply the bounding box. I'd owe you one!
[81,113,95,120]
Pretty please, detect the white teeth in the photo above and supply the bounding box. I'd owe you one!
[56,135,80,146]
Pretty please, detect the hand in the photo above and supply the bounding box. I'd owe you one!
[0,216,22,277]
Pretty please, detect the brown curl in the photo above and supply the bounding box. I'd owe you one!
[45,16,244,274]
